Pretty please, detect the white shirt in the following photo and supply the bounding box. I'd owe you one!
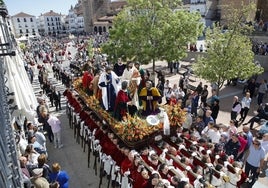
[47,115,61,133]
[241,97,251,108]
[207,129,221,143]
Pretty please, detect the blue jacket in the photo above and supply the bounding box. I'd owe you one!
[49,170,69,188]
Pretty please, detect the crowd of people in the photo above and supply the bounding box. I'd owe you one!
[17,33,268,188]
[18,41,73,188]
[64,83,268,188]
[252,40,268,56]
[64,48,268,188]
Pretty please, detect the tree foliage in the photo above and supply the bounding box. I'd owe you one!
[193,2,263,92]
[102,0,203,72]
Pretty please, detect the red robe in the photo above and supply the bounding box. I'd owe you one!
[132,172,147,188]
[114,90,130,120]
[82,71,94,90]
[120,157,133,174]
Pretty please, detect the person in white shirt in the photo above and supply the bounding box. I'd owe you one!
[231,96,241,121]
[207,124,221,144]
[47,114,63,149]
[240,92,252,123]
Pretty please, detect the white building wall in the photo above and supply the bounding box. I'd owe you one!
[11,16,38,38]
[66,8,84,34]
[39,15,63,36]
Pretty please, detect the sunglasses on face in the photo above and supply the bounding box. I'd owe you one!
[253,142,260,146]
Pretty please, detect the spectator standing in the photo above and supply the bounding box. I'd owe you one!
[246,79,257,98]
[19,156,32,188]
[225,134,241,160]
[37,154,51,181]
[243,125,253,149]
[33,126,46,151]
[38,109,54,143]
[210,89,219,107]
[231,96,241,121]
[49,163,69,188]
[195,82,203,95]
[240,92,252,123]
[191,91,199,116]
[30,168,50,188]
[203,110,214,127]
[200,84,208,106]
[211,99,220,123]
[243,139,265,187]
[257,79,267,105]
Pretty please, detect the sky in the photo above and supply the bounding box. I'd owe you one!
[4,0,78,16]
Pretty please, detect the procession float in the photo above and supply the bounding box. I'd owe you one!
[72,77,186,149]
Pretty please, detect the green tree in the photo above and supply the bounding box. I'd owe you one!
[193,3,263,94]
[102,0,203,73]
[86,38,94,60]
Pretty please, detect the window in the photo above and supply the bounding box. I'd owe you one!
[47,18,49,21]
[51,18,53,21]
[47,23,50,26]
[26,29,29,33]
[17,18,20,22]
[30,18,33,22]
[19,29,23,34]
[32,29,35,32]
[24,18,26,22]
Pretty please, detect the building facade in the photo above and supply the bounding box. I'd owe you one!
[38,10,64,36]
[66,4,85,35]
[10,12,38,38]
[82,0,111,33]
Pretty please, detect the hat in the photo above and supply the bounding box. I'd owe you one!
[32,168,43,176]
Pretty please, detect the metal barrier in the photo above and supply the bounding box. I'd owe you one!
[0,3,22,187]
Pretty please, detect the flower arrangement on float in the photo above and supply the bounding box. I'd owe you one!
[162,104,186,127]
[113,113,161,142]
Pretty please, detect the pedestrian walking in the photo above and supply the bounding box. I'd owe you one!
[47,114,63,149]
[240,92,252,123]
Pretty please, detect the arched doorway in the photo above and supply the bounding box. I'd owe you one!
[98,26,102,34]
[94,26,98,33]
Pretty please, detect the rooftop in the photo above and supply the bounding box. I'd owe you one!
[41,10,61,17]
[12,12,35,18]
